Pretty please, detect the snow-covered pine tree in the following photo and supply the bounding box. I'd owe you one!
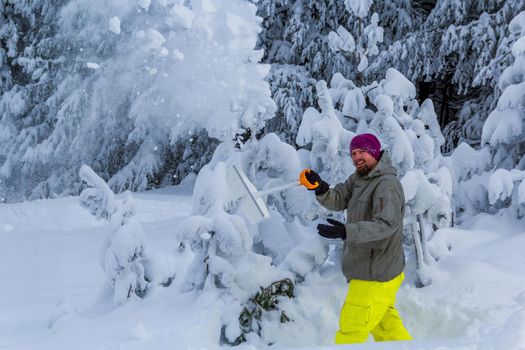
[254,0,424,144]
[263,65,316,146]
[0,1,72,201]
[0,0,275,201]
[367,0,525,151]
[257,0,422,81]
[256,0,525,157]
[327,1,384,74]
[482,11,525,170]
[472,11,525,217]
[444,11,525,219]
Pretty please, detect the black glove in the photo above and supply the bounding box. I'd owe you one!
[303,170,329,195]
[317,218,346,240]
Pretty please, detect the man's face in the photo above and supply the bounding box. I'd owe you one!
[351,148,378,176]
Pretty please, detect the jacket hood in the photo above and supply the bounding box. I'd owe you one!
[359,151,397,179]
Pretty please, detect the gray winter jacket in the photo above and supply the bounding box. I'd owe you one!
[316,152,405,282]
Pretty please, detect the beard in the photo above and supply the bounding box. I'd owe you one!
[356,165,371,176]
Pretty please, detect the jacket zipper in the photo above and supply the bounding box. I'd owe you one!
[369,249,374,276]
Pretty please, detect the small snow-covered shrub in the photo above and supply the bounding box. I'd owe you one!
[79,165,117,220]
[79,165,175,306]
[175,135,330,345]
[175,211,253,291]
[104,193,148,305]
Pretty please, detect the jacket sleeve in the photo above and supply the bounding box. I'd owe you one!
[345,178,405,244]
[315,176,353,211]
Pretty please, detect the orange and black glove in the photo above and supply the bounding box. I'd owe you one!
[299,169,329,195]
[317,218,346,240]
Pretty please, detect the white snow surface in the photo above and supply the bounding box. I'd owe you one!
[1,183,525,349]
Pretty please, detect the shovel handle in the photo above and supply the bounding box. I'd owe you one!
[299,169,319,190]
[256,181,301,197]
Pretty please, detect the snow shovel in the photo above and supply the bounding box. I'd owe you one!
[226,165,319,225]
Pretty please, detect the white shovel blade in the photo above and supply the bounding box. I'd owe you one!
[226,165,270,225]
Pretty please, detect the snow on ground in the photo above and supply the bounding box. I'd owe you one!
[1,182,525,350]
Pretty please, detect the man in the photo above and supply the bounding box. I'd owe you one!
[299,133,412,344]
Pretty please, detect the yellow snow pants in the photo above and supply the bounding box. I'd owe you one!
[335,272,412,344]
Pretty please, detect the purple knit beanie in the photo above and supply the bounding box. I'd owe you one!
[350,133,381,160]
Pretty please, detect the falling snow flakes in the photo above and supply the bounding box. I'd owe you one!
[109,17,121,35]
[86,62,100,70]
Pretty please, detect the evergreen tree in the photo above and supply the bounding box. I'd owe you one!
[482,10,525,170]
[0,0,275,201]
[255,0,525,155]
[453,11,525,218]
[254,0,424,144]
[0,0,70,200]
[367,0,525,151]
